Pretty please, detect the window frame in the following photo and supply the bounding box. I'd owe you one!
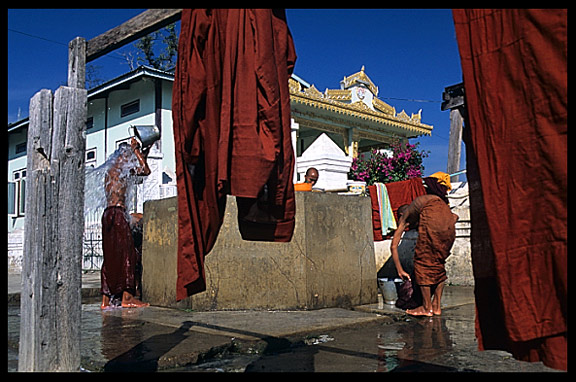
[120,99,140,118]
[10,168,26,217]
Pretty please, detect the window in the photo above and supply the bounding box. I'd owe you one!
[15,142,26,155]
[116,137,131,149]
[85,148,97,168]
[18,179,25,215]
[120,99,140,118]
[7,182,16,216]
[9,169,26,217]
[86,116,94,130]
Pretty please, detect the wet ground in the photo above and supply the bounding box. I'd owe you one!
[173,303,560,373]
[7,276,562,373]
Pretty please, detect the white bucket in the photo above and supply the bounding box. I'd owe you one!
[378,278,398,305]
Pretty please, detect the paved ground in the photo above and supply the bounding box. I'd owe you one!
[8,273,562,372]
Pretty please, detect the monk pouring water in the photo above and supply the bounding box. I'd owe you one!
[100,137,151,309]
[390,194,459,316]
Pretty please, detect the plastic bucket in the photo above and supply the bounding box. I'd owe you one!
[378,278,398,305]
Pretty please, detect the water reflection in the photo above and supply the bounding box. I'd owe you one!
[100,309,193,372]
[377,316,464,372]
[244,314,462,372]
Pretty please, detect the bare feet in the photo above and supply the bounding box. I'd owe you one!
[121,291,150,308]
[100,295,110,310]
[406,306,433,317]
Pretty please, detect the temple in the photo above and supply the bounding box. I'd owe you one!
[289,66,433,189]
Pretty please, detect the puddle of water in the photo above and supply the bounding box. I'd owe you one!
[189,304,562,373]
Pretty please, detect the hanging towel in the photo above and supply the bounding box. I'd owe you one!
[374,182,397,235]
[368,185,384,241]
[385,178,428,223]
[368,178,427,241]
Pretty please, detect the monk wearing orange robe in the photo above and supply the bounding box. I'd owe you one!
[294,167,318,191]
[391,194,458,316]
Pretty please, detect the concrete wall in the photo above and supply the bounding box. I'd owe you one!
[142,192,378,311]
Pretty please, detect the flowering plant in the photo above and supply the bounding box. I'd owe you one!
[348,141,429,185]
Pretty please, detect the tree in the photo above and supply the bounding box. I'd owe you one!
[88,24,179,89]
[133,23,178,71]
[86,64,105,88]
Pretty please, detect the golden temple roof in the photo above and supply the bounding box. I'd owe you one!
[289,67,433,137]
[340,66,379,96]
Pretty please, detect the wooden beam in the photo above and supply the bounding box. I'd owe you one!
[20,33,88,372]
[442,83,466,182]
[86,9,182,62]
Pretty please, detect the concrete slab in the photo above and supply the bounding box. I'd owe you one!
[142,193,378,311]
[8,272,102,305]
[9,272,390,371]
[9,300,389,371]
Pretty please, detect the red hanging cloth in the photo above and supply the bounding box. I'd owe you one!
[172,9,297,300]
[453,9,567,370]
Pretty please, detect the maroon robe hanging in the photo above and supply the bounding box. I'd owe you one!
[172,9,297,301]
[453,9,567,370]
[369,179,427,241]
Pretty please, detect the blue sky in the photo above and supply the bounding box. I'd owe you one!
[7,9,464,177]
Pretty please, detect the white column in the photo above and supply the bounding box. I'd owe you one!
[291,118,299,183]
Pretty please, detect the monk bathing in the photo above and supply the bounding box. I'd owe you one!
[391,194,458,317]
[100,137,151,309]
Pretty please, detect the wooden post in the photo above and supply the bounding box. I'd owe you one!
[19,89,54,371]
[18,37,87,372]
[447,108,463,182]
[441,83,465,183]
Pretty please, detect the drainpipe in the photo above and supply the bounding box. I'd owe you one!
[104,95,109,160]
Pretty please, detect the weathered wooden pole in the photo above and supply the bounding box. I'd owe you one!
[441,83,465,183]
[19,37,87,372]
[447,108,464,182]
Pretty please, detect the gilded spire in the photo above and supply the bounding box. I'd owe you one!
[340,66,378,96]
